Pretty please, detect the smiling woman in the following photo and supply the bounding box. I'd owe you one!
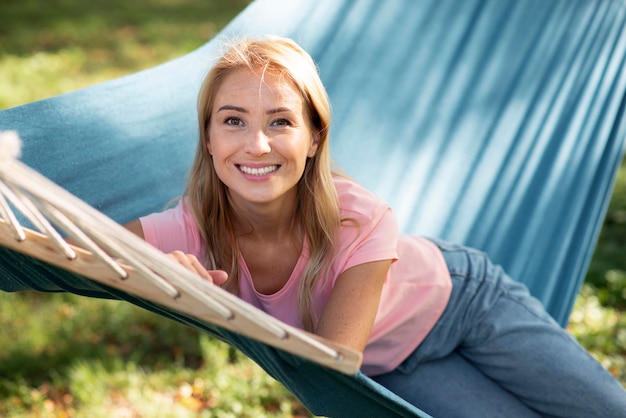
[115,35,626,417]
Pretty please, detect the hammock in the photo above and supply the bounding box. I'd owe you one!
[1,0,625,416]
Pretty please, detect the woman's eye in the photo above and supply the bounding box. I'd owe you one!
[271,118,291,127]
[225,117,243,126]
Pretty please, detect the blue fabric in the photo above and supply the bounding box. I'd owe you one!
[374,240,626,417]
[1,0,626,416]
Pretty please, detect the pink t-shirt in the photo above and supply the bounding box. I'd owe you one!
[140,177,451,376]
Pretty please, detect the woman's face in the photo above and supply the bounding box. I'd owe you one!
[207,68,318,213]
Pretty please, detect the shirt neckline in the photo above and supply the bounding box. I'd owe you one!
[239,236,310,300]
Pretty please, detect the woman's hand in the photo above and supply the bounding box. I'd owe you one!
[166,250,228,285]
[123,220,228,286]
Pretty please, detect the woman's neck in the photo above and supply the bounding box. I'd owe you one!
[230,191,305,295]
[229,190,301,245]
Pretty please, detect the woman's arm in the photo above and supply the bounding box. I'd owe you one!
[315,259,391,352]
[124,219,144,239]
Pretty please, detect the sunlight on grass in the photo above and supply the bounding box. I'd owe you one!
[0,0,249,110]
[65,354,296,418]
[569,285,626,384]
[0,51,90,108]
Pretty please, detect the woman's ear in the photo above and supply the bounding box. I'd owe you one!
[308,132,320,158]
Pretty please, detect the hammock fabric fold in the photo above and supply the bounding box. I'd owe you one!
[1,0,626,416]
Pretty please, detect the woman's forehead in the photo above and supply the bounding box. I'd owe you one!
[214,68,303,111]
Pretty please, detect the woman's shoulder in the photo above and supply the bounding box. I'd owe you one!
[139,198,205,258]
[333,175,390,217]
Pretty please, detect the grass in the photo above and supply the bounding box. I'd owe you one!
[0,0,624,416]
[0,292,305,417]
[0,0,249,108]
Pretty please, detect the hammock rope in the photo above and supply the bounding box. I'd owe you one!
[0,130,360,374]
[0,182,26,242]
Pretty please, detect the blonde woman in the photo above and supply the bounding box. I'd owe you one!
[125,37,626,417]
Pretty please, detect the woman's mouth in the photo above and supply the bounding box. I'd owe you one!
[237,165,279,176]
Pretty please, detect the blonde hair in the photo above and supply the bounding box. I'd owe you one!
[187,37,340,331]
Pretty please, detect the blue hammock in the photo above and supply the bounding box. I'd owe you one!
[1,0,625,416]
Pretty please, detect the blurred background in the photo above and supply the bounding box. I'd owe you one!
[0,0,624,417]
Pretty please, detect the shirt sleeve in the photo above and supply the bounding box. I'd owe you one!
[334,177,400,274]
[138,200,205,261]
[341,206,399,273]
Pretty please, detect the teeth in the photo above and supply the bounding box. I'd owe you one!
[239,165,278,176]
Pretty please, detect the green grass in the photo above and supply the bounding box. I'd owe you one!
[0,293,306,417]
[0,0,249,108]
[572,162,626,384]
[0,0,625,416]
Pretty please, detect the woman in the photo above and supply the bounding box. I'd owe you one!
[125,37,626,417]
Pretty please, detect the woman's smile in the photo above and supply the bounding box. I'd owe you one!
[237,164,281,177]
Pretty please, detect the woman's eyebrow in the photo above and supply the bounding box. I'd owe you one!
[216,105,294,114]
[266,107,292,115]
[217,105,247,113]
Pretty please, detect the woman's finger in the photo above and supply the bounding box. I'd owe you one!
[166,251,228,285]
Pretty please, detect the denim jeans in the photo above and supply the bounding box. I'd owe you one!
[372,239,626,418]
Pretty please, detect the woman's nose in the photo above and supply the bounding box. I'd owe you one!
[244,129,271,155]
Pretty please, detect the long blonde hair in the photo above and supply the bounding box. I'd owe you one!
[187,37,339,331]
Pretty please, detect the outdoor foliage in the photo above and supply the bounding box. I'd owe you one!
[0,0,624,416]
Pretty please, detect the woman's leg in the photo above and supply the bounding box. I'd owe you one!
[454,257,626,417]
[373,351,541,418]
[415,239,626,418]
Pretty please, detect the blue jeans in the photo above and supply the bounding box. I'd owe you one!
[372,240,626,418]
